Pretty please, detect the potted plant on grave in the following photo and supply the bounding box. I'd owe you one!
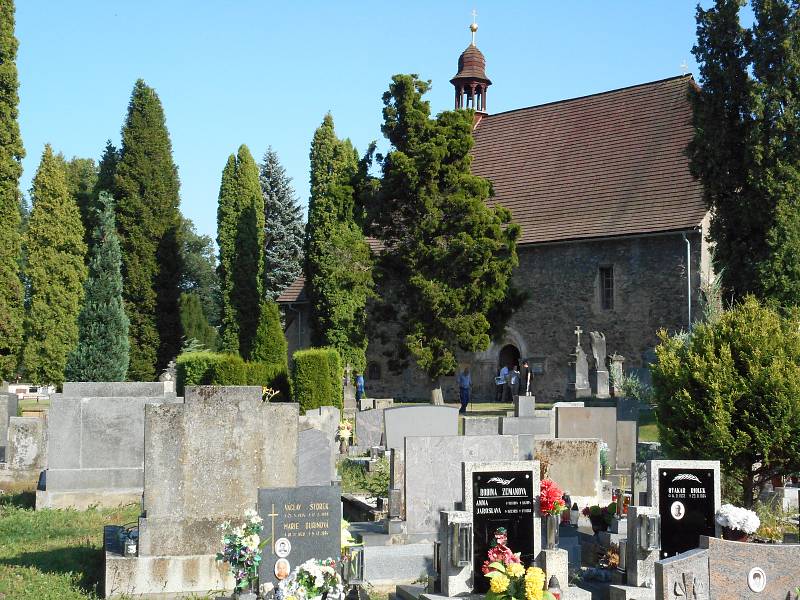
[482,531,555,600]
[539,479,566,549]
[217,509,267,598]
[715,504,760,542]
[582,502,617,533]
[277,558,346,600]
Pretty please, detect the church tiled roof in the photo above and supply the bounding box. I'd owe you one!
[470,75,706,245]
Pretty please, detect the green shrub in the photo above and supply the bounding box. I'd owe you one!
[250,301,288,367]
[176,350,289,399]
[292,347,342,413]
[208,353,247,385]
[246,361,291,402]
[176,350,219,394]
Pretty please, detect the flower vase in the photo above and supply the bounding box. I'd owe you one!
[545,513,560,549]
[339,439,348,454]
[721,526,749,542]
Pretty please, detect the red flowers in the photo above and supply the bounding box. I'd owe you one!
[539,479,566,516]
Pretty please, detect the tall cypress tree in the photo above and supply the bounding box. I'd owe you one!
[179,292,217,350]
[261,147,303,300]
[23,146,87,385]
[216,145,265,358]
[115,80,182,380]
[305,114,373,370]
[250,300,288,367]
[371,75,519,403]
[66,192,129,381]
[0,0,25,380]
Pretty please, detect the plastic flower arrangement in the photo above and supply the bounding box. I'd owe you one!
[482,529,555,600]
[216,508,266,591]
[278,558,346,600]
[539,479,566,516]
[336,420,353,442]
[715,504,760,534]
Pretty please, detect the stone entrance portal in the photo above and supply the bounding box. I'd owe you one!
[498,344,520,369]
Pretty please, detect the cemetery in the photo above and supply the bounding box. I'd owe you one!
[3,2,800,600]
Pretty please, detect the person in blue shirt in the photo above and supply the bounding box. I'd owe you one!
[457,367,472,413]
[355,371,365,403]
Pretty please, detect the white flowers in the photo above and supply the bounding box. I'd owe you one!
[244,508,263,524]
[278,558,345,600]
[242,534,261,550]
[715,504,760,534]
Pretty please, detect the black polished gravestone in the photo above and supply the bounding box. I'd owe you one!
[257,485,342,584]
[471,470,535,593]
[658,468,715,558]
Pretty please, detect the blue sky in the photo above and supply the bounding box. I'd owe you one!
[16,1,726,241]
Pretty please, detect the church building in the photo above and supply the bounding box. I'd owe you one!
[279,24,710,402]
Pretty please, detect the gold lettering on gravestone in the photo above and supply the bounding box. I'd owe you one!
[279,501,332,539]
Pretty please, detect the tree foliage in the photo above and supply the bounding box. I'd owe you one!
[652,297,800,507]
[305,114,373,371]
[261,147,303,301]
[60,156,99,253]
[216,144,265,358]
[690,0,800,304]
[114,79,183,380]
[0,0,25,380]
[369,75,519,398]
[178,292,217,350]
[23,146,87,385]
[180,217,220,326]
[66,192,129,381]
[250,300,288,367]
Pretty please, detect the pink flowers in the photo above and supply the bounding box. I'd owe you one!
[539,479,566,516]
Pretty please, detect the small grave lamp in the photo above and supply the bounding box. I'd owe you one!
[570,502,580,527]
[547,575,562,599]
[342,543,365,584]
[637,513,660,552]
[450,522,473,567]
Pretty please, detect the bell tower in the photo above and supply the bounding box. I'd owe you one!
[450,12,492,113]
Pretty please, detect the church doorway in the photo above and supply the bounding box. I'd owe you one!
[498,344,520,370]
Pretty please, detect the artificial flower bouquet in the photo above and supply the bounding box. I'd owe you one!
[336,420,353,443]
[715,504,760,535]
[581,502,618,526]
[482,528,555,600]
[217,508,266,591]
[278,558,346,600]
[539,479,566,516]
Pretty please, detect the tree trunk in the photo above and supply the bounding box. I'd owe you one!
[430,378,444,405]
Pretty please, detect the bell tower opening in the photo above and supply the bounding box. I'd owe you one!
[450,12,492,114]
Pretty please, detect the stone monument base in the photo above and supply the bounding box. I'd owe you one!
[36,487,142,510]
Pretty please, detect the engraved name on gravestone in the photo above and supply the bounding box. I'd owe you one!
[469,469,535,593]
[257,485,342,584]
[658,468,716,559]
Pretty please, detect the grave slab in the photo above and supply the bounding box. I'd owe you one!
[356,408,385,449]
[534,438,601,500]
[62,381,174,397]
[384,406,458,450]
[298,428,334,486]
[462,416,500,436]
[654,548,710,600]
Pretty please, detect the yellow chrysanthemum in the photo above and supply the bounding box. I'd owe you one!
[507,562,525,578]
[489,573,510,594]
[524,567,545,600]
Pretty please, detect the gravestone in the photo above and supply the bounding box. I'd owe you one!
[7,416,47,470]
[0,393,19,449]
[257,484,342,585]
[534,438,600,500]
[463,416,500,436]
[464,461,539,593]
[298,428,334,486]
[184,385,261,403]
[589,331,610,398]
[404,435,518,534]
[647,460,720,560]
[299,406,340,441]
[62,381,174,397]
[566,346,591,400]
[383,405,458,450]
[355,408,385,449]
[609,353,625,397]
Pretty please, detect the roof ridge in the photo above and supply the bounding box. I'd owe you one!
[480,74,694,119]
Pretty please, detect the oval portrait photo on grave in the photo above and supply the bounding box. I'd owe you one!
[274,558,290,580]
[274,537,291,558]
[670,501,685,520]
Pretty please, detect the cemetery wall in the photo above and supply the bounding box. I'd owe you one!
[61,381,175,397]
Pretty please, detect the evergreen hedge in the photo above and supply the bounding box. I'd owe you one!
[176,351,289,400]
[291,347,342,413]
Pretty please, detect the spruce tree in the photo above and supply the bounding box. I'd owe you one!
[23,146,87,385]
[179,292,217,350]
[66,192,129,381]
[305,114,373,371]
[0,0,25,380]
[250,300,288,367]
[96,140,119,196]
[115,80,182,380]
[371,75,520,403]
[216,145,265,358]
[261,147,303,300]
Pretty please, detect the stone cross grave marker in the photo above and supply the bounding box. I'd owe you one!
[257,484,342,585]
[589,331,610,398]
[464,461,540,593]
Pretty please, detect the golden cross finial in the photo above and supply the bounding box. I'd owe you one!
[470,9,478,46]
[680,60,689,75]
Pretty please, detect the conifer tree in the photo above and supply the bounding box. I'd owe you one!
[250,300,288,367]
[0,0,25,380]
[305,114,373,371]
[23,146,87,385]
[371,75,520,403]
[180,217,220,326]
[261,147,303,300]
[216,145,265,358]
[178,292,217,350]
[96,140,119,196]
[58,155,99,252]
[115,80,182,380]
[66,192,129,381]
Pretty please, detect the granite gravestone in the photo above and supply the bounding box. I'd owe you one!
[464,461,539,594]
[566,346,591,400]
[589,331,610,398]
[298,429,334,486]
[658,467,716,559]
[383,406,459,450]
[257,485,342,585]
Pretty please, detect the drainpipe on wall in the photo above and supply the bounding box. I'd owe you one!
[682,233,691,331]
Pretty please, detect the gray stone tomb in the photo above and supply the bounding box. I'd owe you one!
[383,405,459,451]
[298,428,335,486]
[589,331,610,398]
[566,328,591,400]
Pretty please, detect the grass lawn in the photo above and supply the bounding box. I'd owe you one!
[0,489,139,600]
[17,398,49,414]
[638,410,659,442]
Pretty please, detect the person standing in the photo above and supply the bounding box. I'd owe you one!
[457,367,472,413]
[520,360,532,396]
[355,371,365,404]
[496,364,509,402]
[504,363,520,402]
